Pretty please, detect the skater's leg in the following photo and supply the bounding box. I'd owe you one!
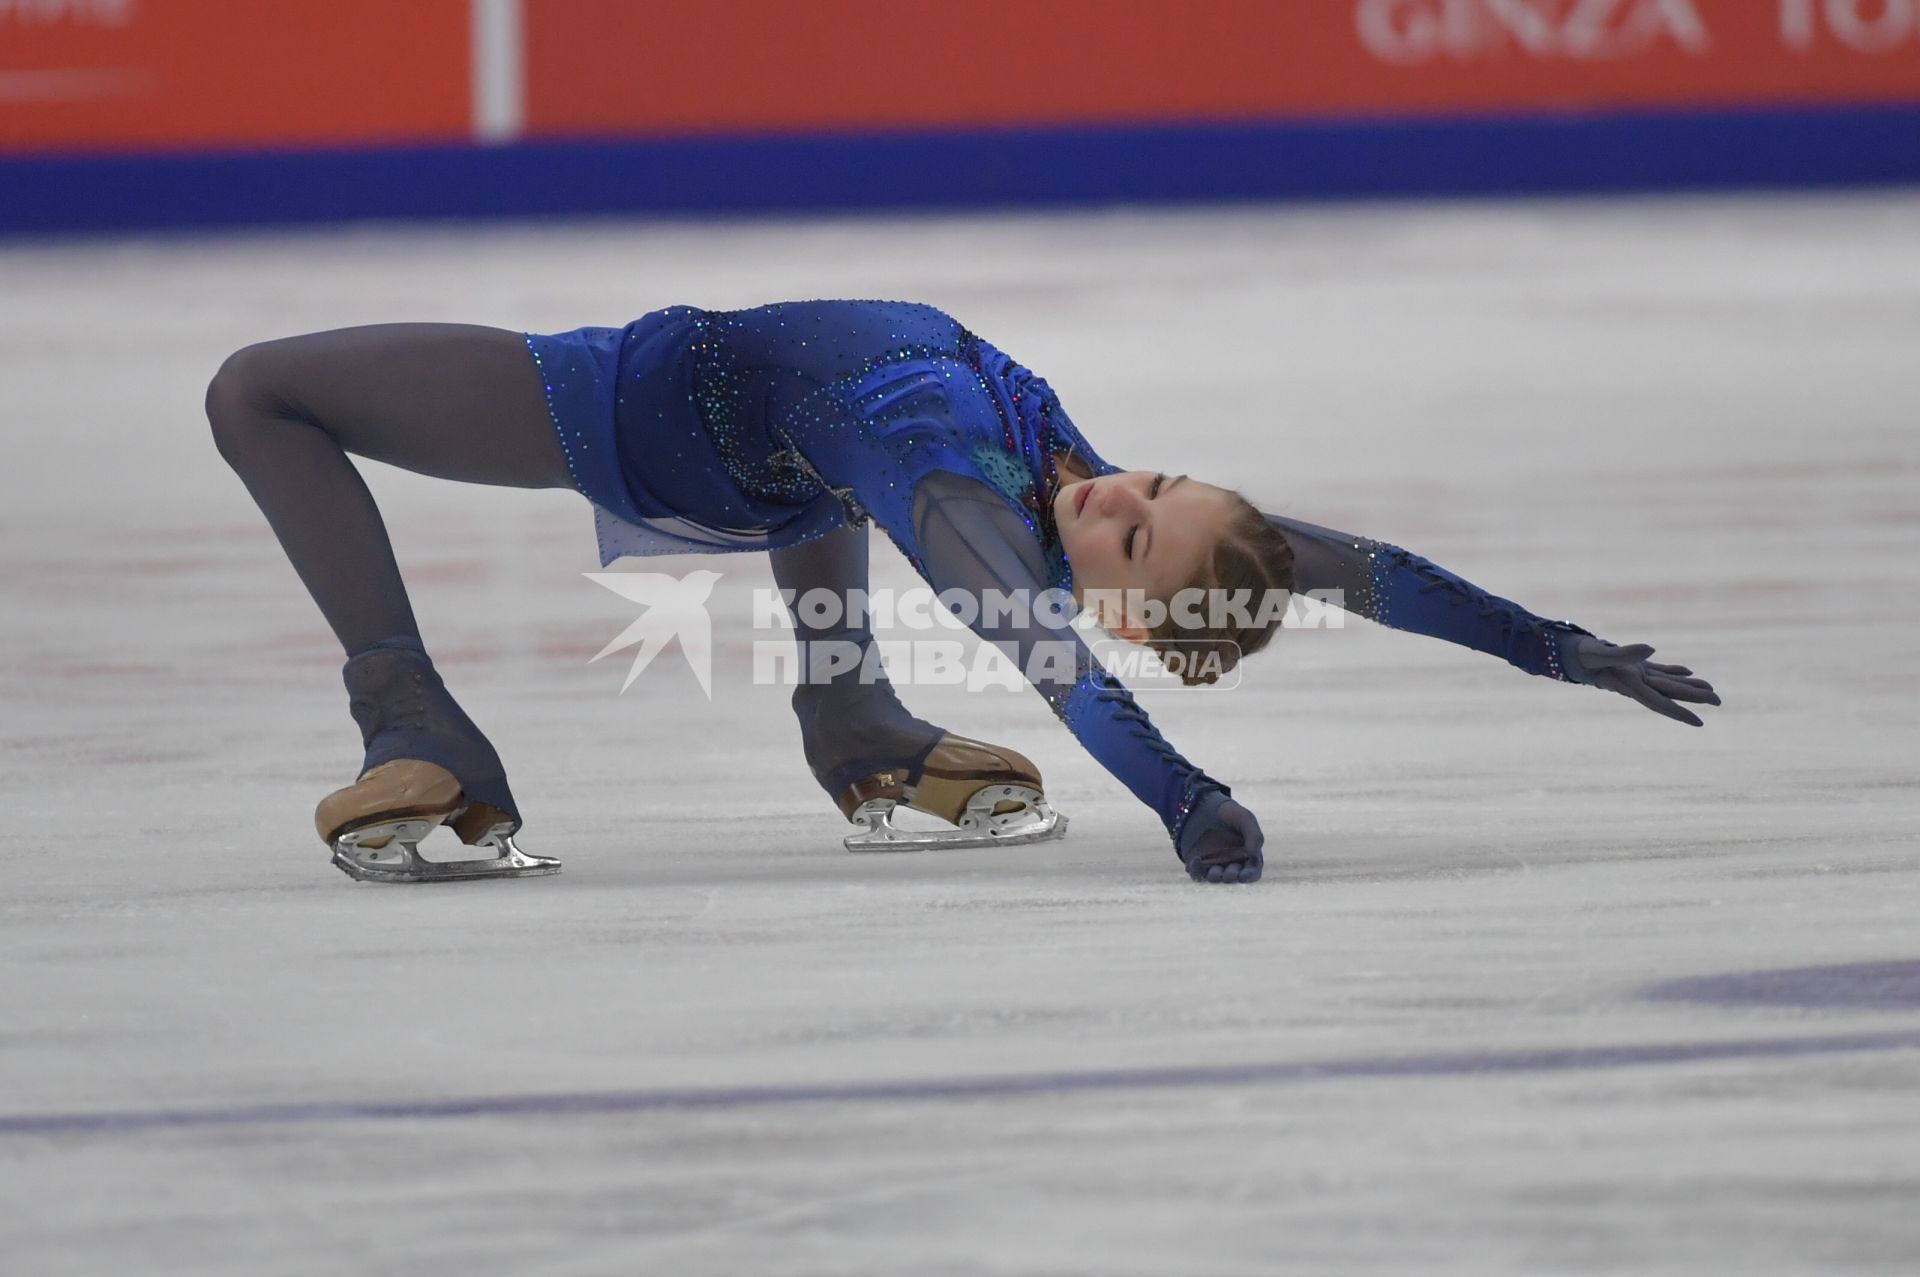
[772,526,944,802]
[207,324,571,877]
[206,323,572,656]
[770,527,1061,850]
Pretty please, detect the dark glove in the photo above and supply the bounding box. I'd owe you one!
[1559,635,1721,726]
[1176,790,1264,884]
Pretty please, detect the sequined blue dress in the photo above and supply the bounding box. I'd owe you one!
[526,300,1589,849]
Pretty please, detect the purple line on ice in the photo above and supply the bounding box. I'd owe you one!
[1642,960,1920,1011]
[6,1029,1920,1138]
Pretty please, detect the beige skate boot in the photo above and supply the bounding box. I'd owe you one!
[838,733,1067,852]
[316,760,559,884]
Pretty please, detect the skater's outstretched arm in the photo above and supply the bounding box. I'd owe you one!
[1263,512,1720,725]
[911,471,1262,881]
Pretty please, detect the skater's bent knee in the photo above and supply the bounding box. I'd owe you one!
[206,344,290,461]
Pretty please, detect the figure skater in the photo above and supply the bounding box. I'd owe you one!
[206,301,1719,885]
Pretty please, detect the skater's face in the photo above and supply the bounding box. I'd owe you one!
[1052,470,1234,641]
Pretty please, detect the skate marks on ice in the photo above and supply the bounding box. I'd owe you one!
[5,1025,1919,1139]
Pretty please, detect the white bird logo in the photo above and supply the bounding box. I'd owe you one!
[583,569,725,698]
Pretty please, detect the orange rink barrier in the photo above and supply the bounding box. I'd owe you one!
[522,0,1920,137]
[0,0,469,153]
[4,2,1919,155]
[3,1,1919,233]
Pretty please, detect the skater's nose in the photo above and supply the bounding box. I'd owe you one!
[1098,478,1147,519]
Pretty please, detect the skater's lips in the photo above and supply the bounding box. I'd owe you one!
[1074,482,1092,516]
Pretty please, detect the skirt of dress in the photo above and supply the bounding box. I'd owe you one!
[524,307,844,565]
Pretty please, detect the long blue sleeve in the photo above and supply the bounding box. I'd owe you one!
[912,471,1227,845]
[669,301,1225,842]
[1267,513,1591,680]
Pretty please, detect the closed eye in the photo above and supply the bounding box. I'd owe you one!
[1128,475,1168,561]
[1132,474,1167,561]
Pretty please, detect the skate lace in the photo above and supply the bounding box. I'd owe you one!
[348,656,431,742]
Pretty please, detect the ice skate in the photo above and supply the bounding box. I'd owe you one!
[789,669,1067,853]
[319,638,559,884]
[316,760,559,883]
[838,733,1067,853]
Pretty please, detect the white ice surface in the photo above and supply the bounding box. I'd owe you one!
[0,195,1917,1276]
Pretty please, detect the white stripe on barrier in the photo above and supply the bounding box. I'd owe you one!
[471,0,524,144]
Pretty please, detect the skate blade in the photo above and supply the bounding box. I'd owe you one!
[330,819,561,884]
[844,786,1068,853]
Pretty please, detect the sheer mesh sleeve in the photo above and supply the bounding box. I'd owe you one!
[910,470,1228,845]
[1266,512,1591,681]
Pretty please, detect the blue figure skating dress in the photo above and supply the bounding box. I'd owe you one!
[526,300,1594,850]
[525,300,1232,845]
